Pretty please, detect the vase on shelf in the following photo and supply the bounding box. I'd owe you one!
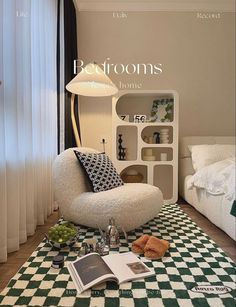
[160,128,169,144]
[118,134,126,160]
[142,148,156,161]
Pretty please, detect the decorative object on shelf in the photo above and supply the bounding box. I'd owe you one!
[121,169,144,183]
[105,218,120,248]
[143,148,156,161]
[118,134,126,160]
[66,62,118,146]
[134,114,147,123]
[148,136,153,144]
[160,153,168,161]
[160,128,169,144]
[153,132,160,144]
[143,136,149,143]
[149,98,174,123]
[119,114,130,122]
[121,148,126,160]
[143,134,161,144]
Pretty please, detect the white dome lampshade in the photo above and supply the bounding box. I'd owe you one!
[66,63,118,97]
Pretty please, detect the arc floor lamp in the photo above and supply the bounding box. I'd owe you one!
[66,62,118,146]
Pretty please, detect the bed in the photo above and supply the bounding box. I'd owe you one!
[179,136,236,240]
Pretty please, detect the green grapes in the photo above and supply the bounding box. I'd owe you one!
[48,222,77,243]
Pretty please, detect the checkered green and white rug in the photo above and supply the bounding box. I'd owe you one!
[0,204,235,307]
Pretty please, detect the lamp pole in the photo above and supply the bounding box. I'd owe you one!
[70,93,81,147]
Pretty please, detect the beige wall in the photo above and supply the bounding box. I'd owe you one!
[76,11,235,156]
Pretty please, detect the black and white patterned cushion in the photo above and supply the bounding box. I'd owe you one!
[74,151,124,192]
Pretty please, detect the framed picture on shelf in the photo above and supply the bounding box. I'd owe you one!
[149,98,174,122]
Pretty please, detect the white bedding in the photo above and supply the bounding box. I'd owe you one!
[183,176,236,240]
[187,158,235,202]
[179,137,236,241]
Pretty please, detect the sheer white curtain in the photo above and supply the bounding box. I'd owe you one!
[0,0,58,262]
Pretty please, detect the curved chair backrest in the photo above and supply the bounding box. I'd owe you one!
[53,147,99,213]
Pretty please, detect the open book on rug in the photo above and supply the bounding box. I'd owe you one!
[67,252,154,294]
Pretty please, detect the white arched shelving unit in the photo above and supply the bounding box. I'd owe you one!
[112,90,179,204]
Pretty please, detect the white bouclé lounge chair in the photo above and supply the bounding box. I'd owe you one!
[53,148,163,231]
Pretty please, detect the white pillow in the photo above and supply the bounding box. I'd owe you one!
[189,144,235,172]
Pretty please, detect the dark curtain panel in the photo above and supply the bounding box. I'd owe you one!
[64,0,78,149]
[57,0,80,150]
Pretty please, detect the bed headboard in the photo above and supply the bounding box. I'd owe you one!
[179,136,235,197]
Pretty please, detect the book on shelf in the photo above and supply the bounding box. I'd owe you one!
[67,252,154,294]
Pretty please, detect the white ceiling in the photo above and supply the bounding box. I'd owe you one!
[74,0,235,12]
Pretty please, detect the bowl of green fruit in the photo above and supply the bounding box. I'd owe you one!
[46,221,79,249]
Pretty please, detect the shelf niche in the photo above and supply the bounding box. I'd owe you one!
[120,165,147,184]
[116,126,137,161]
[116,93,174,123]
[142,147,173,162]
[153,165,173,200]
[141,126,173,144]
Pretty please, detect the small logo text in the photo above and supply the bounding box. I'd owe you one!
[16,10,28,18]
[191,285,232,295]
[113,12,128,18]
[197,12,221,19]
